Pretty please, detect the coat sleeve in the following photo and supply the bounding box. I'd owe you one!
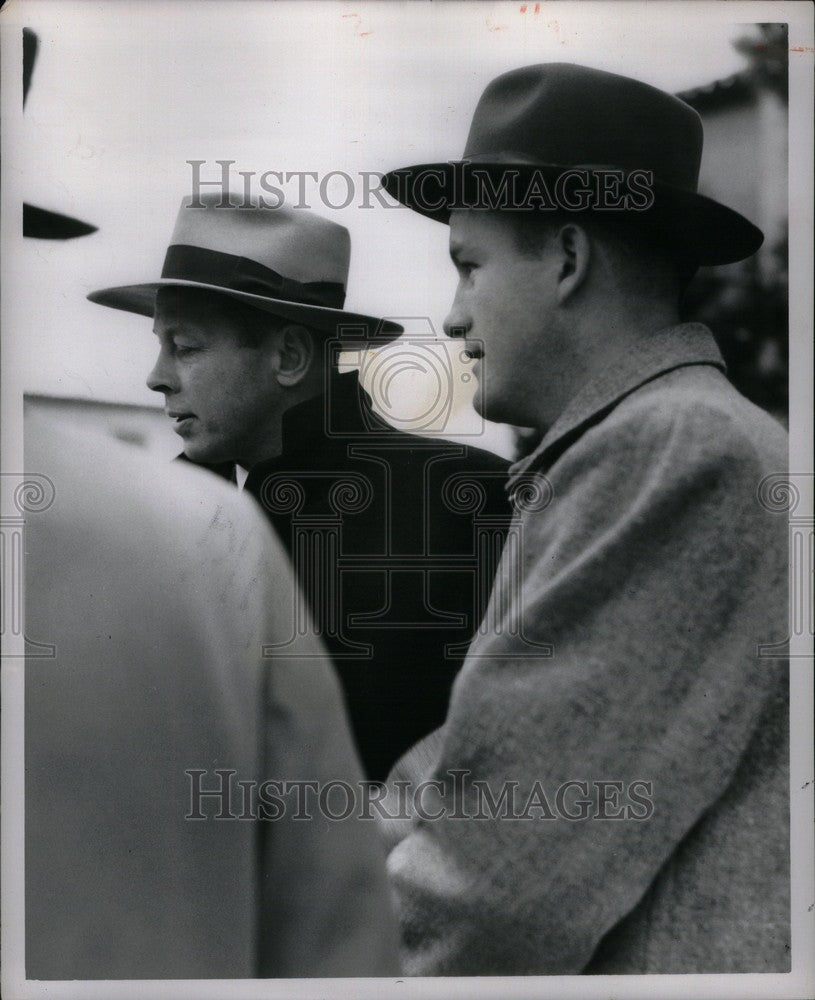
[386,399,788,975]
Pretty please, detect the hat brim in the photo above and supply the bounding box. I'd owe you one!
[382,161,763,266]
[87,279,403,343]
[24,203,98,240]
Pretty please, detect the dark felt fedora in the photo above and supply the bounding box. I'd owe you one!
[382,62,763,265]
[88,194,402,341]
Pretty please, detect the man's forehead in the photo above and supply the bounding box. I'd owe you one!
[449,209,512,253]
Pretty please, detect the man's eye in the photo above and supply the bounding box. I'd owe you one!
[174,344,197,357]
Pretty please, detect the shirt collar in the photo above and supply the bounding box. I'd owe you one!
[234,464,250,491]
[507,323,726,488]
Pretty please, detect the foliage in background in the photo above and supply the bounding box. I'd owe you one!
[682,24,788,421]
[682,237,788,420]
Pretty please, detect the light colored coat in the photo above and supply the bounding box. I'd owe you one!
[386,324,789,975]
[24,417,400,979]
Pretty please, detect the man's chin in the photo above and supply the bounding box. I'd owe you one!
[473,390,519,428]
[182,441,230,466]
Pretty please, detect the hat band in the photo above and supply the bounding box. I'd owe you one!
[161,244,346,309]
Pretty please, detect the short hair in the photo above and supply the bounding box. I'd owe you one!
[500,209,699,302]
[224,300,326,392]
[228,299,288,348]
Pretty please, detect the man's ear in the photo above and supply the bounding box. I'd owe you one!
[273,324,315,387]
[554,223,591,304]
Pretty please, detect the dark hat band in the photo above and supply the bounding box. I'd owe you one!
[161,244,347,309]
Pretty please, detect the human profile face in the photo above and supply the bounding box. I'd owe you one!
[147,288,283,467]
[443,210,561,429]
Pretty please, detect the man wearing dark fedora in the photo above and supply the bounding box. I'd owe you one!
[88,193,511,783]
[380,63,789,974]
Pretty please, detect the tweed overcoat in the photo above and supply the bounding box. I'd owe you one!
[386,323,790,975]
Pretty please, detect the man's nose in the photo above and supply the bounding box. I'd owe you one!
[443,302,470,340]
[146,348,179,395]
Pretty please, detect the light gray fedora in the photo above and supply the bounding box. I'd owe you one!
[88,193,402,341]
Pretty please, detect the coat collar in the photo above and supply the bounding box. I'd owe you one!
[276,368,392,458]
[243,370,396,495]
[507,322,726,487]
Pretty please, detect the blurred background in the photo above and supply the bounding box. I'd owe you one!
[9,4,789,460]
[679,23,788,425]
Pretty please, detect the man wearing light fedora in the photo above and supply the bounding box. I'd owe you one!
[88,193,511,783]
[380,63,789,974]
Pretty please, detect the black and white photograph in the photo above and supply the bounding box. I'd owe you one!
[1,1,813,997]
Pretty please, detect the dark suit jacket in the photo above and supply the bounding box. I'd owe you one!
[243,371,513,780]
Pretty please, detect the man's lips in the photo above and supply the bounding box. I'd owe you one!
[167,411,196,433]
[463,346,483,378]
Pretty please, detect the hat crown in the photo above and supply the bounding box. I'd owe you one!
[171,192,351,287]
[464,62,704,191]
[87,190,403,341]
[381,60,763,265]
